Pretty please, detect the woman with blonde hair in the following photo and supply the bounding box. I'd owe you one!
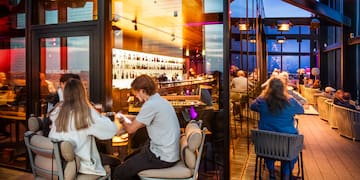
[250,77,304,180]
[49,78,120,176]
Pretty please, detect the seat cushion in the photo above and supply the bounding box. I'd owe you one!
[34,154,58,179]
[138,161,193,179]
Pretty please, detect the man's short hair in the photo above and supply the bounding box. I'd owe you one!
[60,73,80,83]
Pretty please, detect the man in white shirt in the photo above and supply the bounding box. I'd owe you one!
[114,75,180,180]
[230,70,253,101]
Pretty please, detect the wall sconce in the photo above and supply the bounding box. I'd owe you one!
[202,49,206,56]
[249,36,256,43]
[185,48,190,56]
[277,20,291,31]
[239,23,249,31]
[276,36,286,44]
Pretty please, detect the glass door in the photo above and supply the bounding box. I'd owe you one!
[39,36,90,115]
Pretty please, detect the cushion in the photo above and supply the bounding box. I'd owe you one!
[30,135,53,157]
[34,154,58,179]
[185,122,202,151]
[138,161,193,179]
[28,116,41,132]
[180,135,196,169]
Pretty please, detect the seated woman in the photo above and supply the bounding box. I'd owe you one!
[49,78,121,176]
[250,77,304,180]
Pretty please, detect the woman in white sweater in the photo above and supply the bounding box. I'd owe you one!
[49,78,120,176]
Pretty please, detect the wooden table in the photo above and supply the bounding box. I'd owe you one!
[303,104,319,115]
[0,111,26,143]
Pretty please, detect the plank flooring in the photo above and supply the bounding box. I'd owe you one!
[230,114,360,180]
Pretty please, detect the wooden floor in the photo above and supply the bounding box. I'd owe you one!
[2,114,360,180]
[230,114,360,180]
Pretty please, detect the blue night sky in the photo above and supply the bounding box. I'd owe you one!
[230,0,311,18]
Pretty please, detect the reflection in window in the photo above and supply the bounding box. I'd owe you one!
[300,26,310,34]
[268,55,281,74]
[300,56,310,69]
[204,0,223,13]
[264,26,279,34]
[230,0,257,18]
[68,2,94,22]
[300,40,310,52]
[240,54,256,72]
[282,40,299,52]
[67,37,90,71]
[282,26,300,34]
[41,36,90,94]
[267,40,281,52]
[39,0,97,25]
[282,56,298,74]
[205,24,223,73]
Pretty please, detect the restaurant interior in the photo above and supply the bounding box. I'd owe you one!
[0,0,360,179]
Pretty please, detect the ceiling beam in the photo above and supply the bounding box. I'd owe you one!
[282,0,351,27]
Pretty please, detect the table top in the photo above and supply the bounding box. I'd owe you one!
[0,110,26,121]
[303,105,319,115]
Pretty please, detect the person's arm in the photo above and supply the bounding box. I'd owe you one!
[88,108,118,140]
[291,98,304,114]
[250,97,262,112]
[119,116,145,134]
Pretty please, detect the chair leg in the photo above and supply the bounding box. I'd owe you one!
[254,156,258,180]
[259,157,262,180]
[300,152,304,180]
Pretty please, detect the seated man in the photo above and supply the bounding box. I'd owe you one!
[335,91,357,110]
[230,70,253,102]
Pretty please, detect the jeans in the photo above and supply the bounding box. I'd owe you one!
[265,156,298,175]
[113,144,176,180]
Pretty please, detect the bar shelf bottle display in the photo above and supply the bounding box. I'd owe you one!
[112,49,184,88]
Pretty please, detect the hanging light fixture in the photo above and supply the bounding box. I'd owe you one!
[249,36,256,43]
[276,36,286,44]
[277,20,291,31]
[239,23,249,31]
